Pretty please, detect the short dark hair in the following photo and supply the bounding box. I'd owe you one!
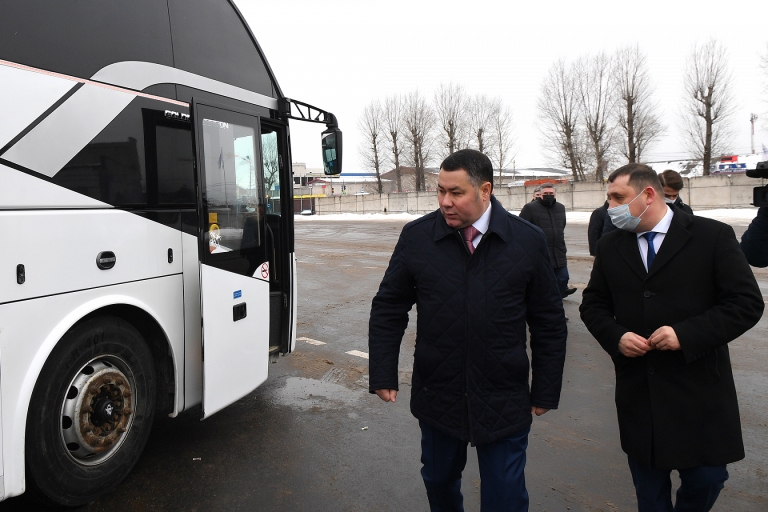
[607,163,662,194]
[541,183,555,191]
[440,149,494,190]
[659,169,684,191]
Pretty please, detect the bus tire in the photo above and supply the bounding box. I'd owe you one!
[24,315,157,507]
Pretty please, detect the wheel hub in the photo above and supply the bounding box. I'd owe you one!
[60,358,135,465]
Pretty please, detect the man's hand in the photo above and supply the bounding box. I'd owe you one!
[618,332,651,357]
[375,389,397,403]
[648,326,681,351]
[531,406,549,416]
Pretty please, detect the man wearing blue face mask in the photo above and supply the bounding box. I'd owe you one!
[579,163,763,512]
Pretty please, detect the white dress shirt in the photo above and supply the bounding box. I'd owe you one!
[469,202,492,249]
[636,206,674,271]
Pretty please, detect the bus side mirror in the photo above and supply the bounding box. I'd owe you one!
[321,127,342,176]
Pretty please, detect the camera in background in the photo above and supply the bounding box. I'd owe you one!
[746,161,768,207]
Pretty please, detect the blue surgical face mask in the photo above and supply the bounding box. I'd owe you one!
[607,191,649,231]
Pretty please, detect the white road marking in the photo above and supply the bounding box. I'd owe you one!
[298,337,326,346]
[362,266,378,269]
[346,350,369,359]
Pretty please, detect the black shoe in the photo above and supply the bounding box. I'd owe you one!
[562,287,577,298]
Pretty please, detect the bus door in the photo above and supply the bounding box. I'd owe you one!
[260,121,293,357]
[192,101,270,419]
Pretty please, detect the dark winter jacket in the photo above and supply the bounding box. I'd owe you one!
[580,210,764,469]
[519,198,567,267]
[741,206,768,267]
[588,201,617,256]
[671,196,693,215]
[368,196,567,445]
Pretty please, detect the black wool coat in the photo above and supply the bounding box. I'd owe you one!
[519,199,567,267]
[588,202,608,256]
[369,196,568,445]
[580,209,764,469]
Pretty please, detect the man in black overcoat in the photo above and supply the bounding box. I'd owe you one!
[369,149,567,511]
[519,183,576,298]
[580,164,764,511]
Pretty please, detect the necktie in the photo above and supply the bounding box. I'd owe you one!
[642,232,657,270]
[461,225,480,254]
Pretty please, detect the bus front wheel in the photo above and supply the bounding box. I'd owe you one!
[25,316,157,507]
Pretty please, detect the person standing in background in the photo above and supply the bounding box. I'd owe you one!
[588,200,617,256]
[520,183,577,298]
[659,169,693,214]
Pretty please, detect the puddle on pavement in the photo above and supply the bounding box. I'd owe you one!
[268,377,364,411]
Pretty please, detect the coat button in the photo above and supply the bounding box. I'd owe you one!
[648,367,655,375]
[643,290,651,298]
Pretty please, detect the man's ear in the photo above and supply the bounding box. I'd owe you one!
[480,181,492,200]
[645,186,657,204]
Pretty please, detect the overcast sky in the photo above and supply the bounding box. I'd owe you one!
[236,0,768,172]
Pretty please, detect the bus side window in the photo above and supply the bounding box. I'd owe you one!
[52,98,151,206]
[142,106,195,208]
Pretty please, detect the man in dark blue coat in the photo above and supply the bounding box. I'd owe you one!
[368,149,567,511]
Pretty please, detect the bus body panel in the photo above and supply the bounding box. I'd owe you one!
[0,63,77,150]
[182,232,203,410]
[0,209,183,305]
[0,0,175,82]
[4,84,136,178]
[291,253,298,353]
[0,276,185,499]
[0,164,109,209]
[200,264,270,418]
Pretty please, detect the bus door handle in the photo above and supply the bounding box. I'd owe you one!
[233,302,247,321]
[96,251,116,270]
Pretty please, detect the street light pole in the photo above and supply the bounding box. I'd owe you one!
[750,113,758,155]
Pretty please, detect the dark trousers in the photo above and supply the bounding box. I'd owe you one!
[419,421,529,512]
[553,265,569,296]
[627,456,728,512]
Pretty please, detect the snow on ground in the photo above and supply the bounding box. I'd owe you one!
[297,208,761,226]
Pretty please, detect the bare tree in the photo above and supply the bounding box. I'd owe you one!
[358,100,386,194]
[262,135,279,194]
[434,83,468,159]
[469,94,497,155]
[383,95,404,192]
[680,39,735,175]
[489,98,516,188]
[402,90,435,192]
[537,59,586,181]
[577,52,617,182]
[613,45,664,163]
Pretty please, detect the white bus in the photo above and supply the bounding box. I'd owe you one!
[0,0,342,506]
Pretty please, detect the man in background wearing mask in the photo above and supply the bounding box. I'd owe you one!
[580,164,763,512]
[659,169,693,215]
[520,183,577,298]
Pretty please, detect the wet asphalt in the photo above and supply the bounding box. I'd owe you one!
[2,216,766,511]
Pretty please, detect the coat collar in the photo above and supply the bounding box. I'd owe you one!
[613,209,692,279]
[434,195,509,243]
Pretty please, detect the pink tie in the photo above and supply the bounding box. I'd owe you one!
[461,225,480,254]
